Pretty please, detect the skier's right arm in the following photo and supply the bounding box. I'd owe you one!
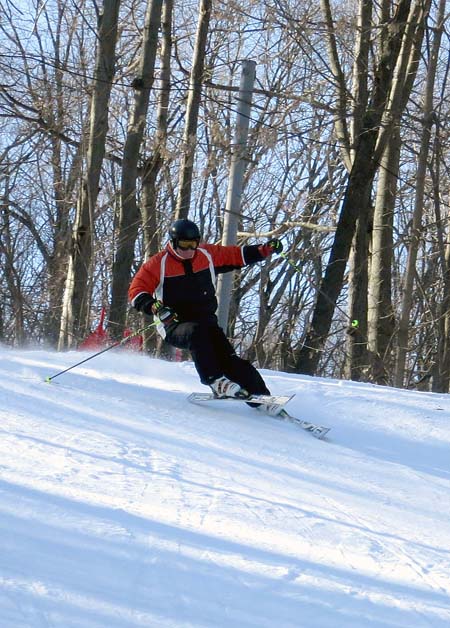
[128,257,160,315]
[132,293,177,328]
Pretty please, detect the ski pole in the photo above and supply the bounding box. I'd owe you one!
[45,322,157,383]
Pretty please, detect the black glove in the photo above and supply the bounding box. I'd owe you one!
[151,300,178,326]
[259,238,283,257]
[133,293,155,316]
[267,238,283,253]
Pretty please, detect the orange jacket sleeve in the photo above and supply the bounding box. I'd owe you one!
[128,254,161,305]
[202,243,245,268]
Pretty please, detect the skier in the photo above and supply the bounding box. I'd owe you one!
[128,218,283,399]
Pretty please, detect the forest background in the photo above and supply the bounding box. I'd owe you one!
[1,0,449,392]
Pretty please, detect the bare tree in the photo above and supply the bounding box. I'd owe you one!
[394,0,446,387]
[175,0,212,219]
[431,101,450,392]
[0,0,92,345]
[141,0,174,259]
[367,129,400,384]
[59,0,121,348]
[108,0,164,337]
[293,0,431,377]
[0,173,25,344]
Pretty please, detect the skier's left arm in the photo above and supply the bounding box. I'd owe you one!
[205,238,283,272]
[244,238,283,264]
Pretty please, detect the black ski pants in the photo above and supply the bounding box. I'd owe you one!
[165,321,270,395]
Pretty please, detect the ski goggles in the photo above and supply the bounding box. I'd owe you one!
[177,238,200,250]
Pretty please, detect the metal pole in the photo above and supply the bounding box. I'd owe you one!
[216,59,256,331]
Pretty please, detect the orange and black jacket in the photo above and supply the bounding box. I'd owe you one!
[129,241,266,323]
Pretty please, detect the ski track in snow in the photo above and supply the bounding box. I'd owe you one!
[1,347,450,627]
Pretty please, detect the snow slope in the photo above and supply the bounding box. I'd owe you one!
[1,346,450,628]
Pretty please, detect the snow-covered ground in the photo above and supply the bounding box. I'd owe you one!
[1,346,450,628]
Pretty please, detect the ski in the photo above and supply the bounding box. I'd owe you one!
[269,408,330,440]
[187,392,295,407]
[187,392,330,439]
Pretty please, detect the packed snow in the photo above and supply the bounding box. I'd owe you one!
[1,345,450,627]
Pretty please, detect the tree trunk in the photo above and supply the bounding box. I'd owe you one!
[175,0,212,219]
[350,0,372,162]
[367,128,400,384]
[109,0,164,338]
[141,0,173,259]
[345,187,372,380]
[431,105,450,392]
[0,189,25,345]
[59,0,121,348]
[342,0,373,380]
[436,242,450,392]
[394,0,443,387]
[141,0,173,354]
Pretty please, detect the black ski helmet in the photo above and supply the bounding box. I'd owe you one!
[169,219,201,246]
